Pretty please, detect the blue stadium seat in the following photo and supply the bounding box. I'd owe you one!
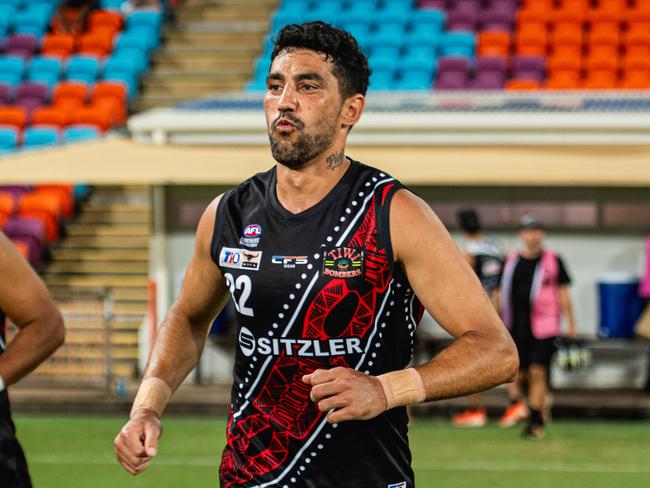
[0,0,21,7]
[303,8,340,26]
[0,56,25,87]
[368,29,403,50]
[0,126,18,155]
[395,68,436,90]
[23,126,59,148]
[63,125,101,143]
[114,28,158,53]
[126,11,163,32]
[13,7,51,37]
[27,56,62,88]
[369,47,399,72]
[254,56,271,77]
[65,55,100,84]
[401,46,437,71]
[439,31,476,59]
[374,7,411,26]
[271,11,305,34]
[410,9,446,36]
[370,21,407,47]
[73,183,91,200]
[103,56,139,79]
[111,48,148,75]
[0,5,15,32]
[368,69,395,91]
[279,0,307,13]
[100,0,126,11]
[246,73,267,92]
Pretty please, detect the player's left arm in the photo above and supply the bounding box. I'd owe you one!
[0,232,65,386]
[305,190,518,423]
[558,286,577,338]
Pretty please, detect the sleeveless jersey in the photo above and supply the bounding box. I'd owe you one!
[211,160,424,488]
[464,237,503,294]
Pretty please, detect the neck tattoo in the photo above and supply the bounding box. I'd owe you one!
[326,150,346,170]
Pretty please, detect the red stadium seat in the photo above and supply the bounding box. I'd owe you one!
[0,107,28,129]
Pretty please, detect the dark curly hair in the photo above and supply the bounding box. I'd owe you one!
[271,21,371,99]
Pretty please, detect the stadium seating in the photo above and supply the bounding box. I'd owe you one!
[0,1,168,155]
[250,0,650,91]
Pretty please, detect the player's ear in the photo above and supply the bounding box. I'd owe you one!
[341,94,365,129]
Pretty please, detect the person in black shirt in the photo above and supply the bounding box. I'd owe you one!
[114,22,519,487]
[0,232,65,487]
[498,215,577,439]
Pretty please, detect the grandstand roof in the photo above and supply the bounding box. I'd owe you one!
[1,135,650,187]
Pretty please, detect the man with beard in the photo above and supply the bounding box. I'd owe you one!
[0,232,65,487]
[115,22,518,487]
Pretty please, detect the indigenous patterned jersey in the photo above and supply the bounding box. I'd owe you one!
[211,160,423,488]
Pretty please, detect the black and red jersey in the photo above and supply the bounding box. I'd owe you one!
[211,160,423,488]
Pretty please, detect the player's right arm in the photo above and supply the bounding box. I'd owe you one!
[114,196,230,475]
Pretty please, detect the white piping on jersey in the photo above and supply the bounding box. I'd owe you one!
[232,271,321,421]
[0,334,5,351]
[253,280,394,488]
[231,176,395,422]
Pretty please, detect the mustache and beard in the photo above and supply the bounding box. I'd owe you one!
[268,106,341,170]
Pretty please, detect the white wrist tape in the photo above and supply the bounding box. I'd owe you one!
[130,377,172,418]
[377,368,426,409]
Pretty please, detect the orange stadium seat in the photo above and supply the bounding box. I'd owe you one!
[0,107,28,130]
[89,10,124,33]
[506,79,542,90]
[92,81,128,124]
[517,8,549,27]
[584,51,619,88]
[0,214,8,230]
[516,22,548,56]
[621,53,650,88]
[552,22,584,47]
[41,34,76,59]
[69,105,113,132]
[13,241,30,259]
[18,193,62,243]
[33,186,74,219]
[550,5,588,26]
[589,44,619,60]
[546,70,582,89]
[587,3,624,26]
[551,43,583,59]
[78,33,113,57]
[53,82,90,107]
[478,31,511,57]
[0,193,15,222]
[31,107,71,128]
[589,22,621,47]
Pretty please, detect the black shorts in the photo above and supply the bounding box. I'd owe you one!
[0,391,32,488]
[512,335,557,370]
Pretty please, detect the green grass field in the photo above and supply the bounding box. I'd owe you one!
[14,415,650,488]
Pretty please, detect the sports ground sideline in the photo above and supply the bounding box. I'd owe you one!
[15,416,650,488]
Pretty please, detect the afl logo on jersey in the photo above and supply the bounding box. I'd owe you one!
[323,247,364,278]
[240,224,262,247]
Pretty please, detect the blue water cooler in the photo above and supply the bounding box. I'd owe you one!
[597,273,644,338]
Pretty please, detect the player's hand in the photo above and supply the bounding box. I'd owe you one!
[303,367,387,423]
[114,409,162,475]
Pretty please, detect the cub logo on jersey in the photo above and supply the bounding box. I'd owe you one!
[240,224,262,248]
[323,247,364,278]
[220,247,262,271]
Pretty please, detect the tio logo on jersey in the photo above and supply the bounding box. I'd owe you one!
[219,247,262,271]
[238,326,363,358]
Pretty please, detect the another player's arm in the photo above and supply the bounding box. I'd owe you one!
[558,286,577,338]
[0,232,64,387]
[305,191,518,423]
[114,196,230,475]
